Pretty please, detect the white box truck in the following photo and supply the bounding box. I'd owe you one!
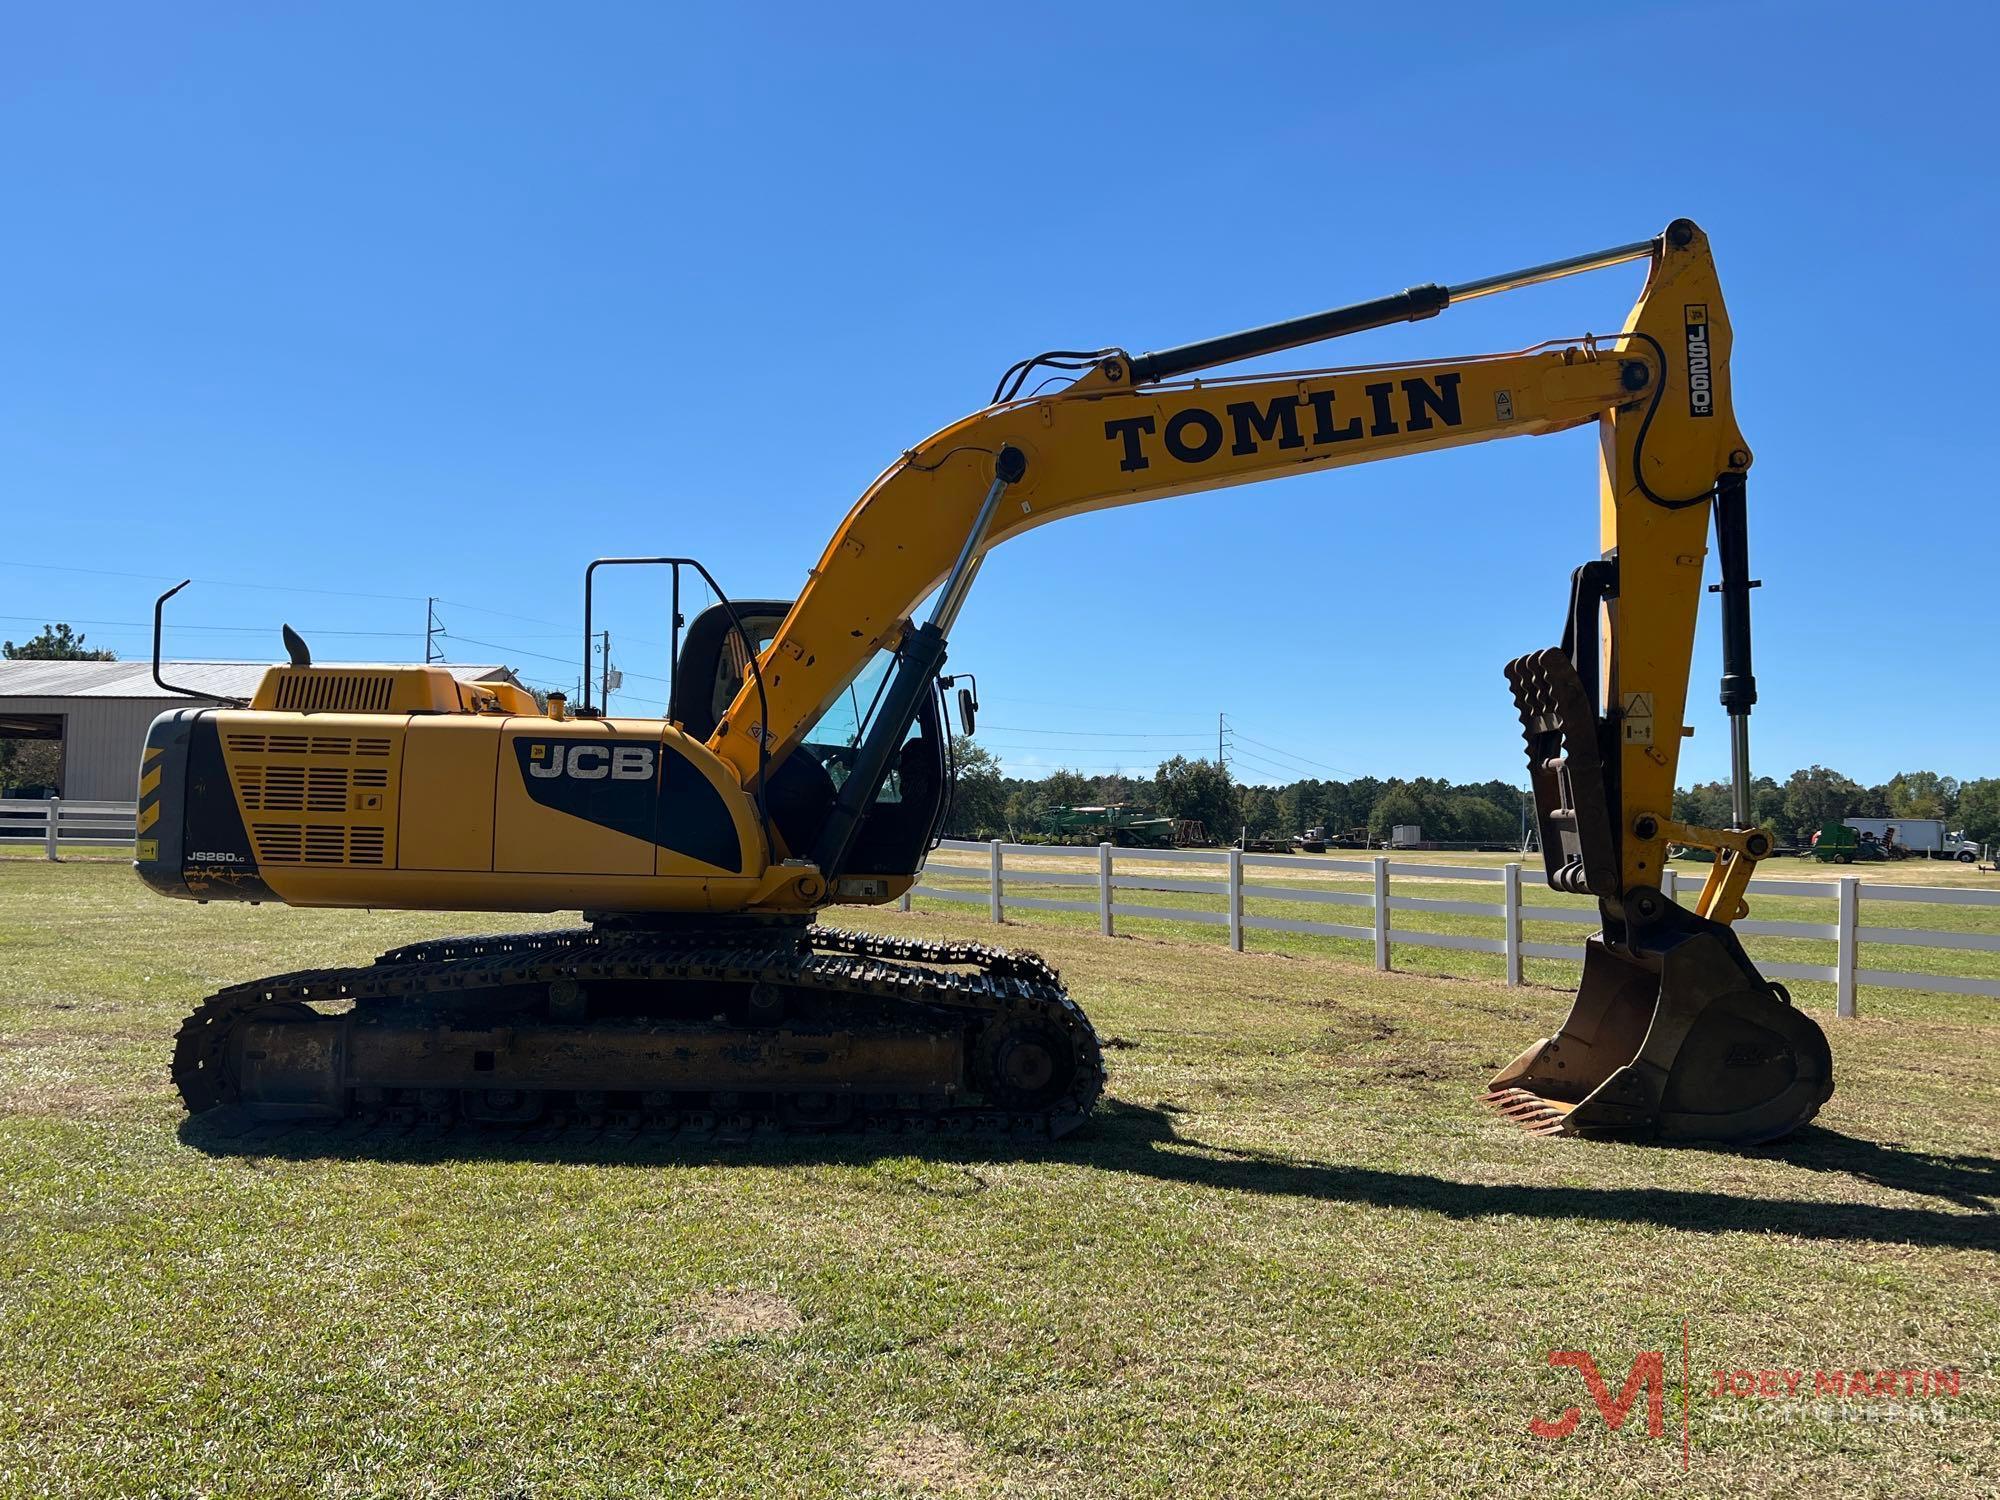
[1841,818,1979,861]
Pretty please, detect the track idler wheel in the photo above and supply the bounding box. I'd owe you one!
[973,1014,1080,1113]
[1485,890,1834,1146]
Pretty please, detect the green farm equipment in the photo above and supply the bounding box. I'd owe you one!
[1808,821,1893,864]
[1039,804,1179,849]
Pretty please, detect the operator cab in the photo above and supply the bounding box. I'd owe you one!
[669,599,949,878]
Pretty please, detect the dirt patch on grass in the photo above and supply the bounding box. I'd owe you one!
[868,1424,985,1496]
[671,1288,802,1349]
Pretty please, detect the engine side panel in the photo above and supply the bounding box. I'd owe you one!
[139,707,778,913]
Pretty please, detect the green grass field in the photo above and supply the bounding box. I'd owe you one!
[2,856,1996,1498]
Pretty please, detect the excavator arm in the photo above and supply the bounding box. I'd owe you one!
[716,223,1746,883]
[713,217,1831,1144]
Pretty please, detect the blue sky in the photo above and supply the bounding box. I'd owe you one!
[2,3,1992,788]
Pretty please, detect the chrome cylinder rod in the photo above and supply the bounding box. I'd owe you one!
[1730,717,1754,830]
[927,446,1025,634]
[1447,238,1658,304]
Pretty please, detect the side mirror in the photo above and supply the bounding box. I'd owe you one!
[956,686,977,736]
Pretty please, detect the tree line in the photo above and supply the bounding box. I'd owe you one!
[946,740,1526,845]
[945,738,2000,848]
[1681,766,2000,846]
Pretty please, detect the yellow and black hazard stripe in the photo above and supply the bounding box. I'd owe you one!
[135,744,163,864]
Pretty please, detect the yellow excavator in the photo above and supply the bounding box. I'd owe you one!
[139,218,1832,1145]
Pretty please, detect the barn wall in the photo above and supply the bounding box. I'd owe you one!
[0,697,221,802]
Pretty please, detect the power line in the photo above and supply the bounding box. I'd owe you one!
[979,693,1213,723]
[978,724,1206,739]
[977,743,1201,757]
[437,632,576,667]
[439,629,674,685]
[1226,744,1294,772]
[0,612,419,639]
[1226,749,1304,782]
[0,558,427,603]
[2,561,657,646]
[434,597,573,631]
[1230,729,1355,776]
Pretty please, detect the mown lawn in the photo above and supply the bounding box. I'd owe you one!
[1,857,1996,1498]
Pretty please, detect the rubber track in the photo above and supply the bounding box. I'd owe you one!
[172,923,1103,1138]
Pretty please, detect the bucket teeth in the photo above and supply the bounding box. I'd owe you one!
[1482,1087,1574,1136]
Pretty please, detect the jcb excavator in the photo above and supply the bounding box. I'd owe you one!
[140,218,1832,1145]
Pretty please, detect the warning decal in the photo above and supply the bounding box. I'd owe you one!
[1621,692,1655,745]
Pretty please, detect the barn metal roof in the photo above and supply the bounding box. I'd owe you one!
[0,659,522,701]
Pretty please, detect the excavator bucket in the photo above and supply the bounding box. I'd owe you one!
[1486,918,1834,1144]
[1489,645,1833,1145]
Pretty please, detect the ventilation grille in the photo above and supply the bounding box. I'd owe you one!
[238,765,366,812]
[227,733,393,758]
[270,673,396,713]
[252,823,388,865]
[228,729,397,868]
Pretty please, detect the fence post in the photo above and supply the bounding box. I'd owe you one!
[899,883,912,913]
[1372,855,1390,971]
[45,797,61,862]
[1502,861,1522,987]
[1227,846,1244,952]
[1098,842,1114,937]
[1835,875,1859,1019]
[989,838,1004,925]
[1660,865,1678,905]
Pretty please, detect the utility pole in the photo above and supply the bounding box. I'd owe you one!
[1217,712,1229,772]
[599,630,612,710]
[425,598,443,663]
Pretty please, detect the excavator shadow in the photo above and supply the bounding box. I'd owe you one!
[1741,1125,2000,1212]
[178,1101,1998,1251]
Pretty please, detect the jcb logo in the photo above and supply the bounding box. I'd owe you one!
[524,742,656,781]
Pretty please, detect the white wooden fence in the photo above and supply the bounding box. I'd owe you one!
[904,839,2000,1018]
[10,809,1994,1016]
[0,798,139,857]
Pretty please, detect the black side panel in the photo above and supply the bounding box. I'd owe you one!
[513,737,660,843]
[508,736,745,874]
[658,744,744,873]
[138,711,276,902]
[185,714,274,898]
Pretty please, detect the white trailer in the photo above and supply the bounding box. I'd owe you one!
[1841,817,1979,861]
